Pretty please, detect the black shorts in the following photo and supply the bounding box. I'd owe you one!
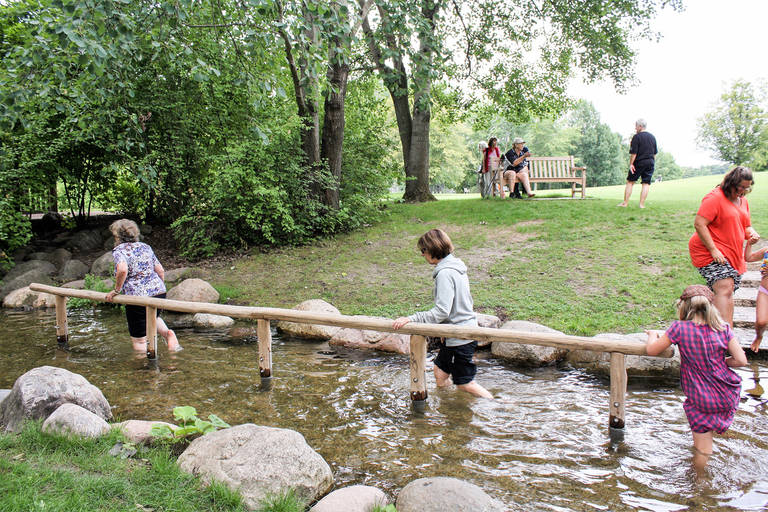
[627,160,654,184]
[434,341,478,385]
[125,293,166,338]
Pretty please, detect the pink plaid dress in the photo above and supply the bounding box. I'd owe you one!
[666,321,741,434]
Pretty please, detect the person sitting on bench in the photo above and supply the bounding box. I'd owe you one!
[503,138,536,199]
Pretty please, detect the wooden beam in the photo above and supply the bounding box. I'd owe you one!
[29,283,673,358]
[54,295,68,349]
[257,319,273,380]
[609,353,627,430]
[409,335,427,405]
[146,306,157,360]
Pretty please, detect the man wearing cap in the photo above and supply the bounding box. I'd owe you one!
[502,137,536,199]
[618,118,657,208]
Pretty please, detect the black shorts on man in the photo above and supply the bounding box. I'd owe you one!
[433,341,478,385]
[627,159,654,184]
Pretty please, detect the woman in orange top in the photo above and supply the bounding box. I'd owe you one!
[689,166,760,326]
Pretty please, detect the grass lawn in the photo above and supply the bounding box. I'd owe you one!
[209,172,767,336]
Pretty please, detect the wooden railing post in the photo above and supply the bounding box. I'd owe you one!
[146,306,157,360]
[609,352,627,440]
[409,335,427,411]
[257,319,272,382]
[55,295,68,349]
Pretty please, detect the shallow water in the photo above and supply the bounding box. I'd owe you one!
[2,307,768,510]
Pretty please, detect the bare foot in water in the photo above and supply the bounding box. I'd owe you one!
[166,330,183,352]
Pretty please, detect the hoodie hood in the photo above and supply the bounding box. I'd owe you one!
[432,253,467,279]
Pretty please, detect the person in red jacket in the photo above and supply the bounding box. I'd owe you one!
[688,166,760,326]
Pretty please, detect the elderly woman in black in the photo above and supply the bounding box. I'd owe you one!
[105,219,182,352]
[502,137,536,198]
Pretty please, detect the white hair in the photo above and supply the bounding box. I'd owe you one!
[478,141,488,151]
[636,118,647,129]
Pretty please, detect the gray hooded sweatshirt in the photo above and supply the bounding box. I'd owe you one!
[408,253,477,346]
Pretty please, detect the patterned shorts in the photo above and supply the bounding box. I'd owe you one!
[696,261,742,291]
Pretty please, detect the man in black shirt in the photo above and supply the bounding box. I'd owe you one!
[618,118,657,208]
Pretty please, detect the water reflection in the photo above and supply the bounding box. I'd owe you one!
[2,308,768,510]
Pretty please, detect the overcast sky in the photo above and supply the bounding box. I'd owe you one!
[568,0,767,168]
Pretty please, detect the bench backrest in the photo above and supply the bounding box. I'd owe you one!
[528,156,576,179]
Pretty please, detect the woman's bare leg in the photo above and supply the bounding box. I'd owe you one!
[504,171,516,197]
[130,336,147,352]
[434,365,451,387]
[157,317,182,351]
[712,278,735,327]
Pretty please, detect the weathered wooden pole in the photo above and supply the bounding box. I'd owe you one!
[54,295,68,349]
[146,306,158,360]
[609,352,627,440]
[409,335,428,411]
[257,319,273,382]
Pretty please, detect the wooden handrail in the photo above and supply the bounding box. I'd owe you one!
[30,283,672,358]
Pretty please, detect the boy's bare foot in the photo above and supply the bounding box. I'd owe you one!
[617,202,628,207]
[639,204,646,209]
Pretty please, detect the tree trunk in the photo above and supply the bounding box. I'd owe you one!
[405,107,435,202]
[319,58,348,210]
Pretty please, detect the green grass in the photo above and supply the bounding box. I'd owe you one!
[0,422,249,512]
[210,172,768,336]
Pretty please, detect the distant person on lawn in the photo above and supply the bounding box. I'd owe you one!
[393,229,493,399]
[688,166,759,327]
[618,118,657,208]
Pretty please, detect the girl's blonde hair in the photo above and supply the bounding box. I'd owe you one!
[676,295,725,331]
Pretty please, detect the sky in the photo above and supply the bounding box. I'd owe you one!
[567,0,767,168]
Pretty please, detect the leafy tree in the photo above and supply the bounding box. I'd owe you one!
[697,80,767,166]
[361,0,681,202]
[566,101,624,187]
[654,151,683,181]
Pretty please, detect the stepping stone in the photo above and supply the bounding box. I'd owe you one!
[733,306,756,328]
[741,271,763,288]
[735,287,758,307]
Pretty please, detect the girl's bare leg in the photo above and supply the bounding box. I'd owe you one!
[692,431,713,476]
[752,282,768,352]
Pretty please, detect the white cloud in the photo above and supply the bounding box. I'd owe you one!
[568,0,767,167]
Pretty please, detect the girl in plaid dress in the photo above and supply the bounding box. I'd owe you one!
[646,284,747,472]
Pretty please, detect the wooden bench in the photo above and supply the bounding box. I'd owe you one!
[527,156,586,198]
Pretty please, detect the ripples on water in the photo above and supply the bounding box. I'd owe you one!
[2,308,768,510]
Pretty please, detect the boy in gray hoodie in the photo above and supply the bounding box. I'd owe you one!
[393,229,493,399]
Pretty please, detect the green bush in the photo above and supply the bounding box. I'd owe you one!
[68,274,119,309]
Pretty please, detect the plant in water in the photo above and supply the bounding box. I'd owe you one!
[371,505,397,512]
[150,406,230,445]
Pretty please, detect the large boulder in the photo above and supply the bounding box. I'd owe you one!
[275,299,341,340]
[2,260,57,282]
[113,419,178,445]
[167,278,219,304]
[193,313,235,329]
[0,366,112,433]
[90,252,114,277]
[567,332,681,377]
[476,313,501,348]
[491,321,568,367]
[396,477,505,512]
[3,286,39,308]
[178,424,333,509]
[0,266,56,300]
[309,485,388,512]
[329,316,410,354]
[58,259,89,282]
[42,403,110,438]
[66,229,104,252]
[2,286,55,308]
[165,267,202,284]
[0,390,10,406]
[49,248,73,269]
